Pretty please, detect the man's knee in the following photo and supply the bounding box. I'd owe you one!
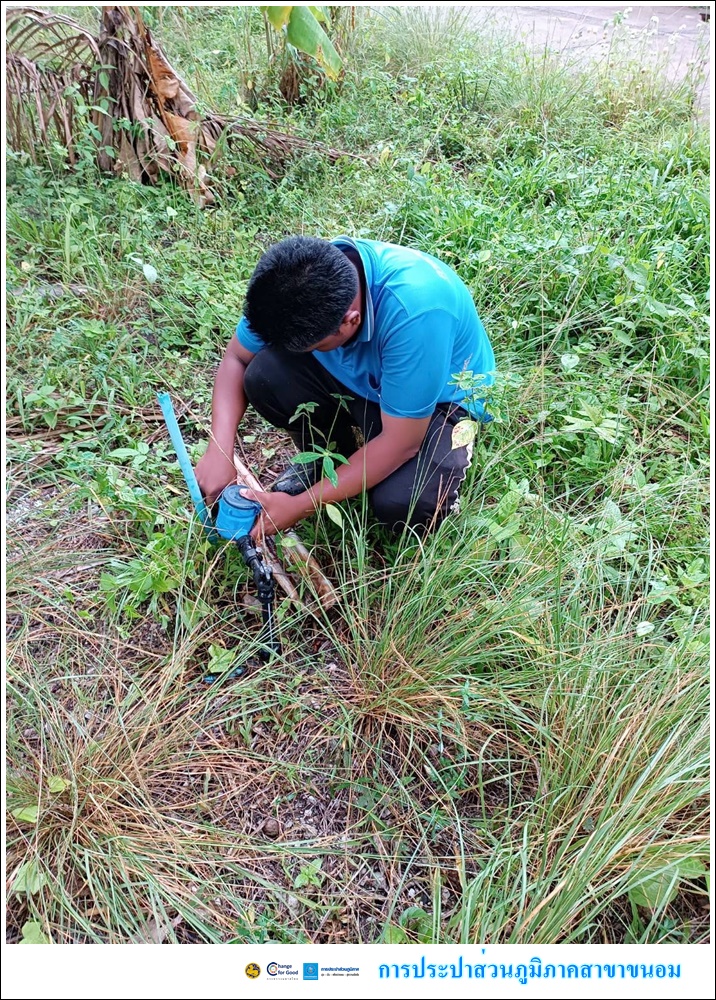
[370,484,449,533]
[371,459,468,531]
[370,485,408,530]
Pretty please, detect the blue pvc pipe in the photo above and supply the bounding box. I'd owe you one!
[157,391,218,542]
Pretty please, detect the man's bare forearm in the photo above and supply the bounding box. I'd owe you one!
[298,433,420,513]
[240,414,430,536]
[210,350,248,457]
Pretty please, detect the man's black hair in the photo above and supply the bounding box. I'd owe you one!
[244,236,359,353]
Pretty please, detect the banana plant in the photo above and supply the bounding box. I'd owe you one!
[261,5,342,80]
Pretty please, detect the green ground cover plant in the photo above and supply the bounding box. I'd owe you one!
[5,6,709,944]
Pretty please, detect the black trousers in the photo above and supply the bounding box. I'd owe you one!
[244,348,474,531]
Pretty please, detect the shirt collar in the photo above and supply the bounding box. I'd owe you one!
[332,235,374,343]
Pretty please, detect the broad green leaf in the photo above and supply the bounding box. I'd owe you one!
[383,924,409,944]
[612,315,636,329]
[309,5,331,26]
[294,858,324,888]
[398,906,430,929]
[627,857,705,912]
[325,503,343,528]
[293,451,323,463]
[560,353,580,371]
[645,296,671,318]
[561,418,593,434]
[12,861,45,896]
[509,532,532,558]
[632,466,647,488]
[473,537,496,560]
[285,6,342,79]
[288,401,318,423]
[675,858,707,880]
[635,621,655,637]
[594,425,618,444]
[322,456,338,487]
[208,644,236,674]
[20,921,50,944]
[487,518,520,542]
[476,248,491,263]
[613,329,634,347]
[47,775,70,794]
[264,5,293,30]
[11,805,39,824]
[142,263,158,284]
[496,488,522,521]
[398,905,433,943]
[623,262,649,288]
[629,872,679,910]
[680,558,708,586]
[451,419,478,450]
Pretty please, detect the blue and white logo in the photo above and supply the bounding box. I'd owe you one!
[303,963,319,981]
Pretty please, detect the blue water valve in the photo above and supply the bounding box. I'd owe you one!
[215,484,261,541]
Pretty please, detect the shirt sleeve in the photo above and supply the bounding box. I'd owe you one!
[378,309,455,419]
[235,315,265,354]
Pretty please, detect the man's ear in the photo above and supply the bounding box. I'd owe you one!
[340,308,361,333]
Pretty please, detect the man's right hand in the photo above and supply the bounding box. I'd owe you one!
[195,444,237,507]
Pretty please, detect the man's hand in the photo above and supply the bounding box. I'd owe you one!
[195,444,237,506]
[240,489,309,538]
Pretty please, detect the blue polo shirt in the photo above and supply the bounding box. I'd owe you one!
[236,237,495,420]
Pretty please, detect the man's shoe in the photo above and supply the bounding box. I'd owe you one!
[271,459,323,497]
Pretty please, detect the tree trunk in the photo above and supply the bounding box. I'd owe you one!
[6,5,357,206]
[94,5,215,205]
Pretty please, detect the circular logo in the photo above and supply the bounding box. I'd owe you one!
[267,963,279,977]
[245,963,261,979]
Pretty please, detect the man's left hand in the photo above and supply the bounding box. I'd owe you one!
[240,489,308,538]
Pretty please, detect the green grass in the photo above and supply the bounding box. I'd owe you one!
[5,6,710,944]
